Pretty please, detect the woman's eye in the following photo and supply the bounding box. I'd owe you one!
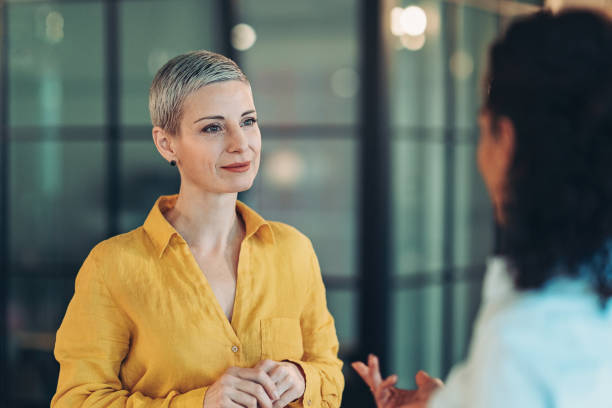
[203,124,222,133]
[241,118,257,127]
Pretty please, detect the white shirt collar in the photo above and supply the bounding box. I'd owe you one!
[482,256,516,304]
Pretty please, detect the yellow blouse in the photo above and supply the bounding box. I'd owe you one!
[51,195,343,407]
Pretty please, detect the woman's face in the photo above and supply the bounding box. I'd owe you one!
[477,110,514,223]
[477,111,499,198]
[172,80,261,194]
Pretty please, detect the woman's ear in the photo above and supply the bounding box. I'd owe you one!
[152,126,177,164]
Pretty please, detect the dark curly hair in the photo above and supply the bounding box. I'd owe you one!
[486,9,612,301]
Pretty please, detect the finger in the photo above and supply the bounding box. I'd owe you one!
[415,370,431,387]
[274,374,293,397]
[269,364,290,384]
[351,362,374,388]
[272,388,298,408]
[351,361,369,376]
[416,370,443,393]
[416,371,439,387]
[379,374,398,390]
[235,367,279,401]
[234,378,274,408]
[368,354,383,388]
[229,388,259,408]
[255,359,278,374]
[373,375,396,404]
[223,399,245,408]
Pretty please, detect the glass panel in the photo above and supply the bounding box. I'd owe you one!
[9,139,107,269]
[451,278,483,362]
[120,0,217,126]
[391,1,499,382]
[119,138,180,232]
[8,2,104,127]
[393,135,447,276]
[238,0,358,125]
[391,0,446,128]
[8,277,74,406]
[453,6,499,128]
[326,289,357,354]
[452,138,494,269]
[392,2,497,274]
[244,134,357,278]
[391,286,444,388]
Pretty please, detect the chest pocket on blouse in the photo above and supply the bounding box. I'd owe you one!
[260,317,304,361]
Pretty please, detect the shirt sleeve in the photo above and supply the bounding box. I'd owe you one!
[286,240,344,408]
[51,246,208,408]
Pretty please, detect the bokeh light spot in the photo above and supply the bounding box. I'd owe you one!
[231,23,257,51]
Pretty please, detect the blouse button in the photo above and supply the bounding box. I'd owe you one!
[231,345,239,353]
[307,399,312,406]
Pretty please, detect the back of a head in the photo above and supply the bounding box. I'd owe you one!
[485,9,612,300]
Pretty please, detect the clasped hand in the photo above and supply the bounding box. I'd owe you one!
[352,354,443,408]
[203,359,306,408]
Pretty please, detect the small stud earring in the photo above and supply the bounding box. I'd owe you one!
[170,160,176,166]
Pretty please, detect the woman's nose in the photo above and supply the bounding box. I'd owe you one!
[226,123,249,152]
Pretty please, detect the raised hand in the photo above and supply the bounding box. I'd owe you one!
[256,359,306,408]
[352,354,443,408]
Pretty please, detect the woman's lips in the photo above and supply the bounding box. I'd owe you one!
[221,161,251,173]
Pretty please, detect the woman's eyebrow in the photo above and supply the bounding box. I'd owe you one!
[194,115,224,124]
[193,110,255,124]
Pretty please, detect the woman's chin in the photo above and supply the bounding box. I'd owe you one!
[193,174,256,194]
[224,179,255,194]
[235,184,254,193]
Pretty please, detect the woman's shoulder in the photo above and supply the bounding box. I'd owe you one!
[84,226,153,268]
[266,221,313,249]
[93,226,149,251]
[474,282,612,363]
[76,227,157,294]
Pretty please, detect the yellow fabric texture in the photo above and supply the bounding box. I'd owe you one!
[51,195,344,408]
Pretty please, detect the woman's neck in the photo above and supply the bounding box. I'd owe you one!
[164,184,243,254]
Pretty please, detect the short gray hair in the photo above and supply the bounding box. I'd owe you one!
[149,50,248,134]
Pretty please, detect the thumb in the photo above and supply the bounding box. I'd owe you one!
[416,370,444,391]
[415,370,433,387]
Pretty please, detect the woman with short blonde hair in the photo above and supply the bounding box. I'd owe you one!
[51,50,344,408]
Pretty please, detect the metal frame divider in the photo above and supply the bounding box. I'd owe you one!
[358,0,393,371]
[105,0,120,238]
[219,0,238,64]
[0,0,8,405]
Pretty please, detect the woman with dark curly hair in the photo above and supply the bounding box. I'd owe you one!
[354,8,612,408]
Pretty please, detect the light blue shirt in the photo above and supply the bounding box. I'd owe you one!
[429,257,612,408]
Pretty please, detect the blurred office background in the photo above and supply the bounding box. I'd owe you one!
[3,0,596,406]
